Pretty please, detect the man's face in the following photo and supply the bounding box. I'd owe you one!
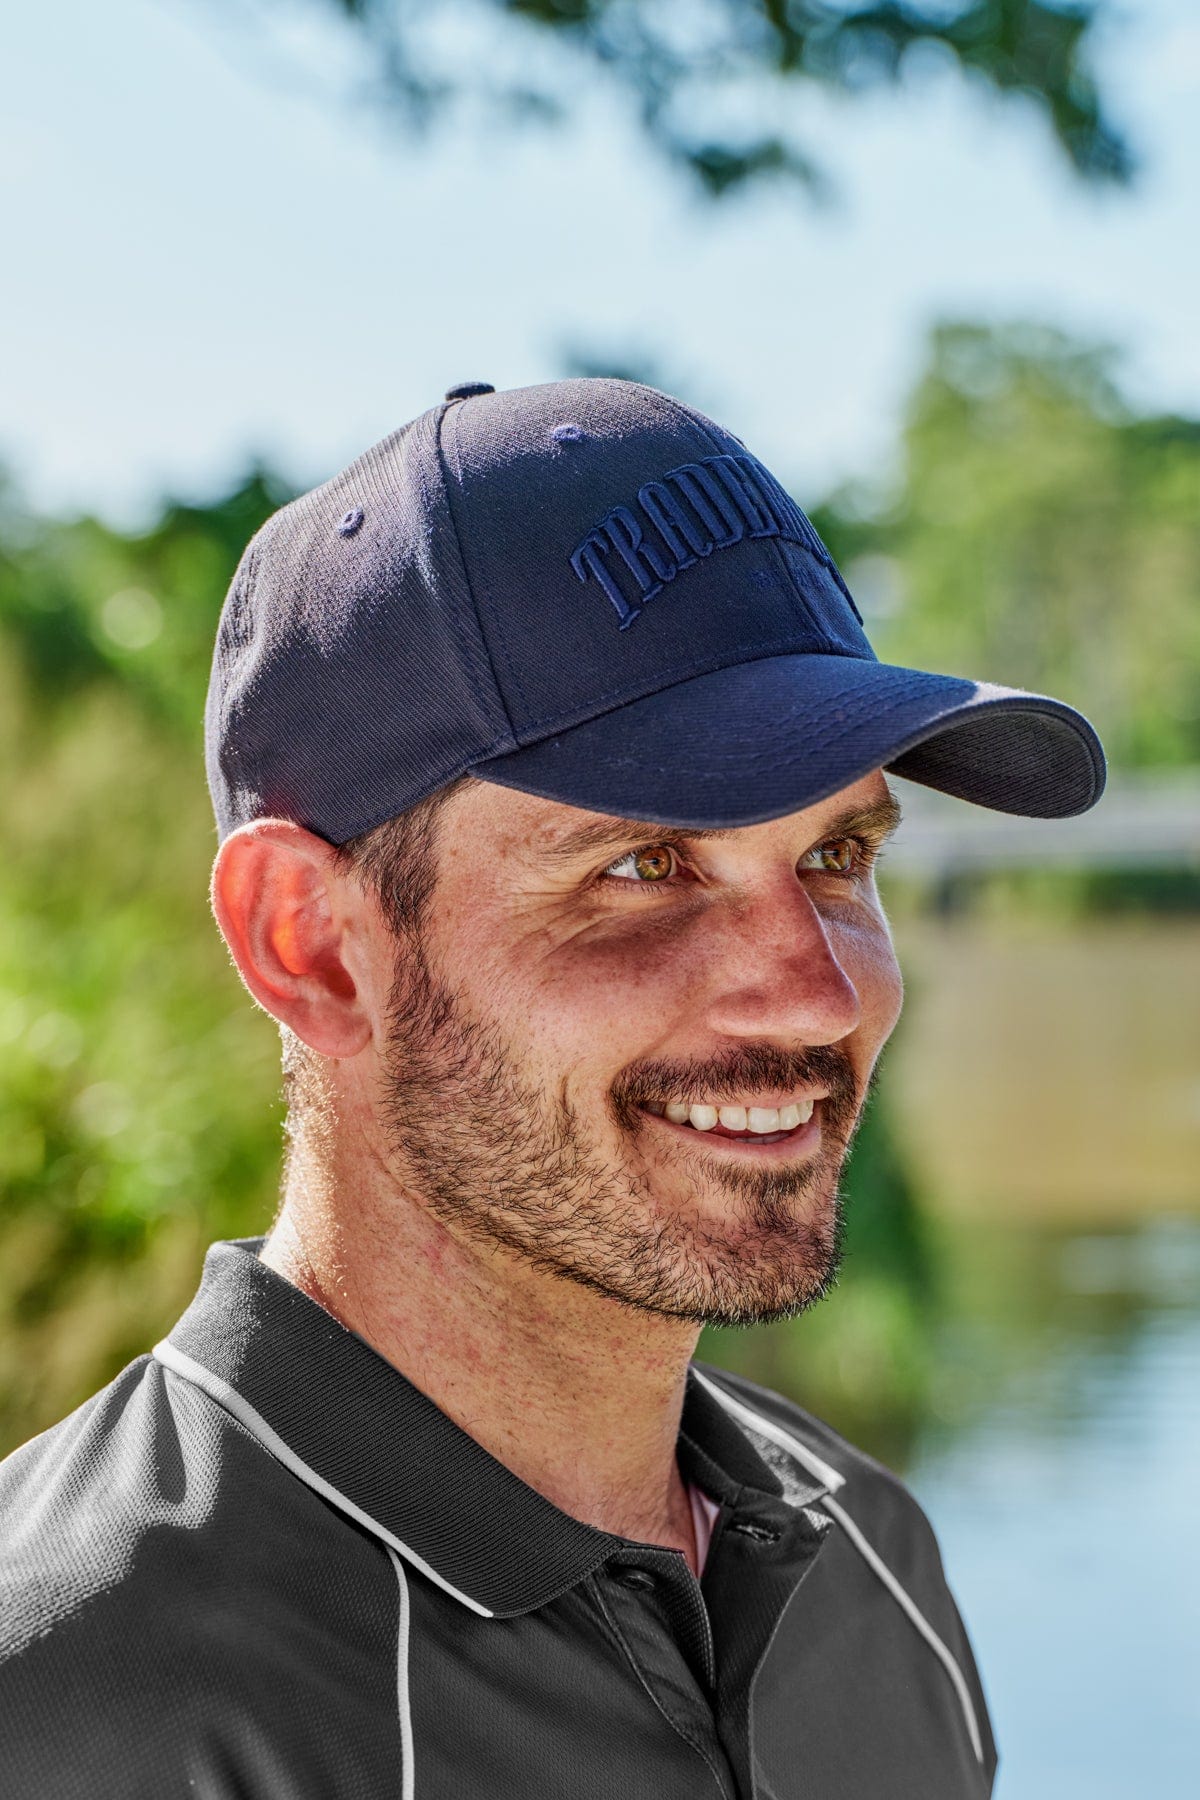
[371,771,905,1328]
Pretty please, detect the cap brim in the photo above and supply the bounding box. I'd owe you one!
[470,655,1106,828]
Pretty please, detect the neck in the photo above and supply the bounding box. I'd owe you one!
[260,1147,705,1572]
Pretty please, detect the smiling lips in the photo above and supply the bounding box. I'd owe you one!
[642,1097,818,1138]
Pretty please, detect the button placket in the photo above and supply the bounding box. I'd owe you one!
[704,1500,832,1800]
[608,1550,717,1691]
[593,1566,734,1800]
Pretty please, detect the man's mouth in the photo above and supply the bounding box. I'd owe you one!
[640,1095,819,1146]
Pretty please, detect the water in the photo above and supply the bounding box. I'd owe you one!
[906,1217,1200,1797]
[887,917,1200,1220]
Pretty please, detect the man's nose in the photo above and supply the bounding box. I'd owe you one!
[698,880,862,1046]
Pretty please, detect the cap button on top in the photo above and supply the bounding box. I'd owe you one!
[444,381,495,401]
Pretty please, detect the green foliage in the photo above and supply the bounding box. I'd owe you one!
[826,321,1200,772]
[0,470,291,734]
[307,0,1129,197]
[906,862,1200,922]
[0,474,291,1454]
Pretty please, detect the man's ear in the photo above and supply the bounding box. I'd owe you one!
[210,820,374,1058]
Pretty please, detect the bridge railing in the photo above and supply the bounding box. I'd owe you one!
[880,769,1200,876]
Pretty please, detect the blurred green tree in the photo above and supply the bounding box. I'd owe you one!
[818,321,1200,769]
[241,0,1131,197]
[0,472,292,1454]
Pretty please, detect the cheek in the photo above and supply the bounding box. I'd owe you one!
[848,921,905,1047]
[459,915,702,1071]
[544,939,698,1062]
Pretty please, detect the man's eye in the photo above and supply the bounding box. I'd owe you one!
[800,836,872,875]
[602,845,679,883]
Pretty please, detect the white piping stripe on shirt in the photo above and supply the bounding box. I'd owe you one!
[691,1368,846,1492]
[153,1339,983,1766]
[151,1340,493,1618]
[693,1368,985,1768]
[817,1491,985,1766]
[385,1545,416,1800]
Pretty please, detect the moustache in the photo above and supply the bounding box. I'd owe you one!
[611,1042,859,1132]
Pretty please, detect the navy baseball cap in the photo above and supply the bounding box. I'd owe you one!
[205,377,1106,844]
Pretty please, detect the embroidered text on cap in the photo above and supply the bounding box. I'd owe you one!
[569,451,861,631]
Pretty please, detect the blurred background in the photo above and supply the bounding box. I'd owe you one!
[2,1,1198,1791]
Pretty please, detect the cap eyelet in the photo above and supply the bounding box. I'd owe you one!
[337,507,364,538]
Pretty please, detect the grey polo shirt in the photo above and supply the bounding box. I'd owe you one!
[0,1238,997,1797]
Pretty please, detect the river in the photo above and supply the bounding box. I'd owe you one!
[908,1214,1199,1797]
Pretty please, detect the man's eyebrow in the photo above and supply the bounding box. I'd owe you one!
[816,793,905,846]
[541,790,904,863]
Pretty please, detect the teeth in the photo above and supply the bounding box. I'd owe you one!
[658,1097,817,1133]
[747,1107,780,1133]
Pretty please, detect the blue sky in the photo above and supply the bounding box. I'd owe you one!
[4,0,1198,526]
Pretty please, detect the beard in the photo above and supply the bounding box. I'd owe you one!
[375,931,868,1329]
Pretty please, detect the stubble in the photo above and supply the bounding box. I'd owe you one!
[375,934,867,1328]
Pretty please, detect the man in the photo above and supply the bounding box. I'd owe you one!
[0,378,1104,1798]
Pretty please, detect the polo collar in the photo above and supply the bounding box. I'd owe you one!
[156,1238,837,1618]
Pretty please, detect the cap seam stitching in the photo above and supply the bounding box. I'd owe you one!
[330,734,521,843]
[691,414,829,641]
[434,402,522,742]
[488,659,1099,770]
[500,635,864,742]
[431,401,525,730]
[789,683,1103,770]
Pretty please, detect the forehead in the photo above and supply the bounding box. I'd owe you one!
[450,770,899,859]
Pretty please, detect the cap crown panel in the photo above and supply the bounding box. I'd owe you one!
[441,380,872,741]
[205,409,515,842]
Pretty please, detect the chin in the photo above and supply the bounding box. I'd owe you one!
[635,1181,845,1328]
